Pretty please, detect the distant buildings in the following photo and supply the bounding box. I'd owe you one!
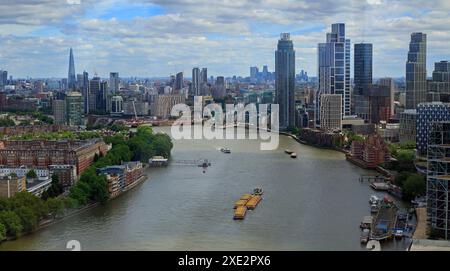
[68,48,76,90]
[52,92,84,126]
[275,33,296,129]
[110,95,124,115]
[416,102,450,156]
[0,139,110,176]
[109,72,120,95]
[0,70,7,89]
[152,95,185,118]
[427,121,450,239]
[175,72,184,92]
[192,68,200,96]
[320,94,342,132]
[406,32,427,109]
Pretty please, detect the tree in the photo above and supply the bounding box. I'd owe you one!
[396,150,416,172]
[46,198,65,218]
[0,211,23,237]
[26,169,37,179]
[403,174,426,200]
[0,222,6,241]
[15,206,38,233]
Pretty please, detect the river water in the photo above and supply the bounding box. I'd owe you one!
[0,127,411,251]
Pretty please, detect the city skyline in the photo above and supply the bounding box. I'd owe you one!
[0,0,449,78]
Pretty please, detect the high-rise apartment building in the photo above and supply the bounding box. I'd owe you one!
[320,94,342,132]
[275,33,296,129]
[416,102,450,155]
[428,61,450,103]
[316,23,351,128]
[354,43,373,95]
[66,91,84,126]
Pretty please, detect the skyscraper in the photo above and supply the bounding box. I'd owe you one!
[354,43,373,95]
[66,91,84,126]
[0,70,8,88]
[192,68,200,96]
[82,71,89,114]
[406,32,427,109]
[175,72,184,92]
[315,23,351,128]
[68,48,76,90]
[109,72,119,95]
[354,43,373,120]
[88,77,101,114]
[275,33,295,129]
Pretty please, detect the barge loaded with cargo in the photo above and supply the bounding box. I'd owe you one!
[233,188,263,220]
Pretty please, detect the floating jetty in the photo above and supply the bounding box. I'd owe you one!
[148,156,168,167]
[370,198,398,241]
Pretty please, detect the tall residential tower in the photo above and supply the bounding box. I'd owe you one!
[275,33,295,129]
[315,23,351,128]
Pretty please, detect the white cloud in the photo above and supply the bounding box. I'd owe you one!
[0,0,449,78]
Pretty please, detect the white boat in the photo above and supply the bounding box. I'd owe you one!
[394,229,404,238]
[290,153,297,158]
[369,195,380,205]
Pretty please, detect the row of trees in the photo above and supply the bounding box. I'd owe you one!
[0,191,65,241]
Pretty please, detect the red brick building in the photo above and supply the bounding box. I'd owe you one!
[349,134,390,169]
[0,139,110,175]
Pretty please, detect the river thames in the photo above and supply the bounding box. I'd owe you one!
[0,127,410,251]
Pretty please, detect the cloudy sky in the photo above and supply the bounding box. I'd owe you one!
[0,0,449,79]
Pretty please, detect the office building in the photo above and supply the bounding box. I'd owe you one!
[109,72,119,95]
[354,43,373,95]
[275,33,296,129]
[406,33,427,109]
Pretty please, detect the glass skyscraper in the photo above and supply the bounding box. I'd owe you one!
[275,33,295,129]
[406,32,427,109]
[68,48,76,90]
[354,43,373,95]
[315,23,351,128]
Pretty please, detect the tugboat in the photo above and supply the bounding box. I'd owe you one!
[220,147,231,153]
[253,187,263,196]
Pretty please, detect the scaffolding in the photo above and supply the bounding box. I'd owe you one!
[427,122,450,239]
